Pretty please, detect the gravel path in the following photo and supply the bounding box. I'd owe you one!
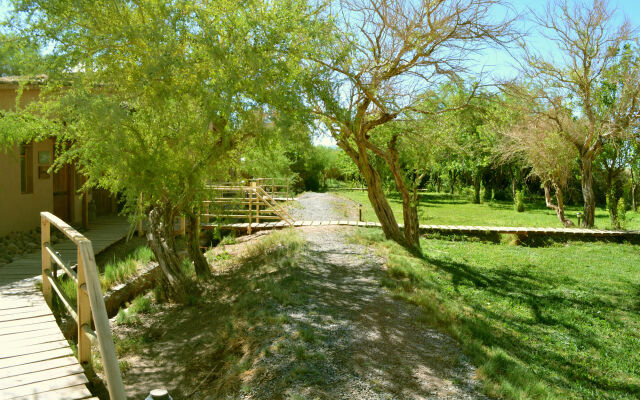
[288,192,360,221]
[249,193,485,399]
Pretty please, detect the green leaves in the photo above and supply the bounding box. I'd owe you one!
[9,0,327,217]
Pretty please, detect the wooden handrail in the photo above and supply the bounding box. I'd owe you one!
[203,181,294,232]
[41,212,126,400]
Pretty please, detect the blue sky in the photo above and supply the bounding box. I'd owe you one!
[476,0,640,80]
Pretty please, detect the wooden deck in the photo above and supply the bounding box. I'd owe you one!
[207,220,640,238]
[0,216,131,400]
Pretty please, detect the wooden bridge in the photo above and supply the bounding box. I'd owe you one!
[0,215,129,400]
[213,220,640,239]
[196,182,639,240]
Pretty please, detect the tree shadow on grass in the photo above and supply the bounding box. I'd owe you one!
[418,253,640,398]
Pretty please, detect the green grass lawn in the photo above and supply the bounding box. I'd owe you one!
[353,229,640,399]
[335,190,640,230]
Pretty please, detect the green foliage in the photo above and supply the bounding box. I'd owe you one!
[0,109,56,151]
[514,190,525,212]
[100,245,153,291]
[617,198,627,229]
[10,0,329,223]
[355,230,640,399]
[0,32,46,76]
[59,276,77,307]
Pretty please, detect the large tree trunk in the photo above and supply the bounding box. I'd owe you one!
[472,172,481,204]
[604,167,619,229]
[385,147,422,255]
[186,214,211,279]
[449,170,455,195]
[340,140,405,246]
[361,162,405,245]
[544,181,574,227]
[580,156,596,228]
[146,203,187,302]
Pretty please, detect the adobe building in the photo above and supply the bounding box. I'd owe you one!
[0,76,117,236]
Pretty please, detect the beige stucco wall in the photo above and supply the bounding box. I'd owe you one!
[0,140,55,236]
[0,85,41,111]
[0,83,97,234]
[0,84,55,236]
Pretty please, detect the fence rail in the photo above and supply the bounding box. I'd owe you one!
[249,177,292,200]
[41,211,126,400]
[203,182,294,233]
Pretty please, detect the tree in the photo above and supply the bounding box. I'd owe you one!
[596,42,640,226]
[11,0,324,299]
[501,110,577,227]
[0,32,45,76]
[310,0,515,253]
[520,0,637,227]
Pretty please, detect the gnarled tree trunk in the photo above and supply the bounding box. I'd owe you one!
[543,181,574,227]
[340,140,405,247]
[385,141,422,255]
[186,214,211,279]
[146,203,187,302]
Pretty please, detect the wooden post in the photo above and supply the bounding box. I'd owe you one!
[77,246,92,365]
[180,216,186,237]
[286,178,289,201]
[41,214,52,308]
[248,184,253,235]
[359,204,362,222]
[137,193,143,237]
[78,241,127,399]
[255,183,260,224]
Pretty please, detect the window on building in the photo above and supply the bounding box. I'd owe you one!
[20,143,33,194]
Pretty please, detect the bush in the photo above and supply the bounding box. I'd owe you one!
[617,198,626,229]
[514,190,525,212]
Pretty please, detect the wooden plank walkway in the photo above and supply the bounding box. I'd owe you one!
[208,220,640,238]
[0,216,130,400]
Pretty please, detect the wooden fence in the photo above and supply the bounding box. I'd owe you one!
[249,177,293,200]
[202,182,294,234]
[41,212,126,400]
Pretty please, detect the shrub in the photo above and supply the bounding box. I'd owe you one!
[617,198,626,229]
[514,190,525,212]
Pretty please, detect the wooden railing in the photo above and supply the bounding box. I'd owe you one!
[202,182,294,233]
[41,212,126,400]
[249,177,292,200]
